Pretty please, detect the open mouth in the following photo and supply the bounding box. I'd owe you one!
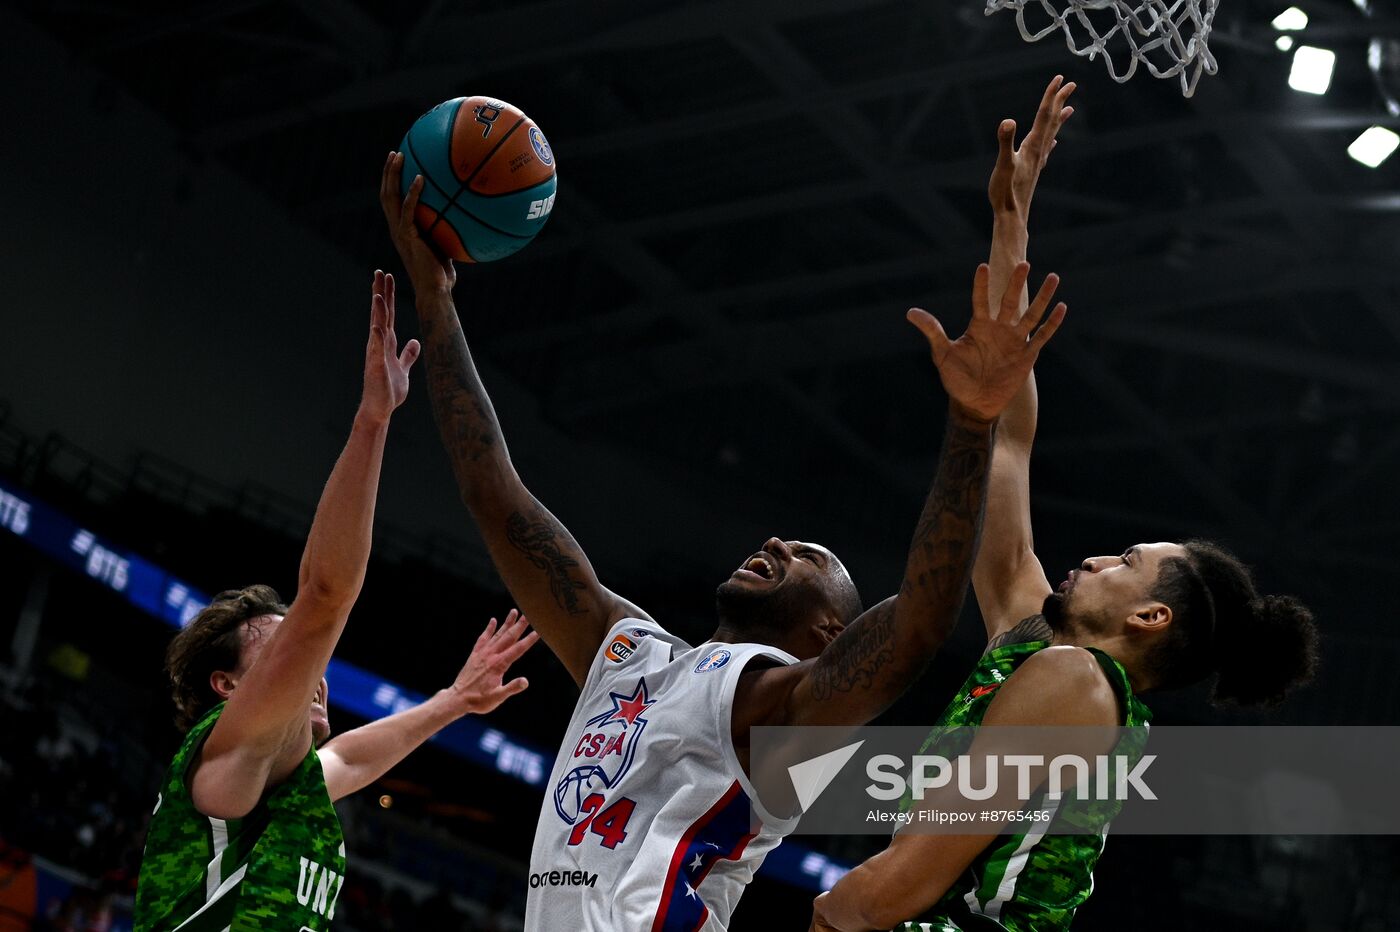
[1058,570,1078,593]
[735,552,778,582]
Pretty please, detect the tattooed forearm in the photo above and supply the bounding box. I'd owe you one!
[506,510,588,615]
[417,302,509,490]
[983,614,1053,655]
[809,599,897,700]
[900,412,995,647]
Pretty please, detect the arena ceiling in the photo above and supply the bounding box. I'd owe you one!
[12,0,1400,639]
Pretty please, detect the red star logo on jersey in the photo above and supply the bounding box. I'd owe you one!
[599,679,655,727]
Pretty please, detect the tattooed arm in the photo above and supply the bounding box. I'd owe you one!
[736,265,1067,739]
[380,153,648,687]
[972,77,1074,639]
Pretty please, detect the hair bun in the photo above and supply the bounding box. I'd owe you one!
[1211,593,1319,708]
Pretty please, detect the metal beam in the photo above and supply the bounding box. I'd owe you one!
[285,0,388,65]
[726,25,976,247]
[545,246,1400,408]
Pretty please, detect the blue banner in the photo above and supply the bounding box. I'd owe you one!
[0,475,848,891]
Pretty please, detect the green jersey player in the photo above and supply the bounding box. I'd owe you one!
[810,76,1318,932]
[134,271,537,932]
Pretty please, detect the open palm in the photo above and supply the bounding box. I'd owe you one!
[909,263,1065,422]
[361,269,421,420]
[449,609,540,716]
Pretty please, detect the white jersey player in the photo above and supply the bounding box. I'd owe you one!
[380,147,1067,928]
[528,619,795,929]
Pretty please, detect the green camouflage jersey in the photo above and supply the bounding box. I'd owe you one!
[135,703,346,932]
[897,640,1151,932]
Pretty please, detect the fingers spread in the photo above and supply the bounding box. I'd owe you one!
[970,263,993,319]
[1026,269,1060,321]
[504,630,541,664]
[997,119,1016,158]
[1018,272,1059,334]
[1028,303,1068,352]
[907,308,951,362]
[995,262,1030,321]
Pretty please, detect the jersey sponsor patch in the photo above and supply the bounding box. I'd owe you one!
[629,627,652,640]
[554,679,655,825]
[606,634,638,663]
[694,648,731,673]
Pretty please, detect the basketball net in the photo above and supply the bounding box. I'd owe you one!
[986,0,1219,97]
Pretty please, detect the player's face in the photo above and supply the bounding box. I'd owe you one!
[1050,542,1187,633]
[233,615,333,746]
[716,538,854,640]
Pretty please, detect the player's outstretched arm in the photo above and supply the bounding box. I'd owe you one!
[320,609,539,801]
[808,648,1118,931]
[974,76,1074,640]
[193,271,419,820]
[753,264,1067,730]
[380,152,648,689]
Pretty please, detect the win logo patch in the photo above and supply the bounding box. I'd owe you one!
[605,634,637,664]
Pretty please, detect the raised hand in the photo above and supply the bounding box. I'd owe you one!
[444,609,540,716]
[361,269,421,421]
[379,151,457,294]
[909,263,1066,423]
[989,75,1076,218]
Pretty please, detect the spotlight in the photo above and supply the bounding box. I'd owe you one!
[1347,126,1399,167]
[1271,7,1309,30]
[1276,35,1295,52]
[1289,46,1336,94]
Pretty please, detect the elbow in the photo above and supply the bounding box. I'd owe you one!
[458,461,523,512]
[294,572,360,616]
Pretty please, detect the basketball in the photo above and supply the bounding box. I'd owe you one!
[398,96,557,263]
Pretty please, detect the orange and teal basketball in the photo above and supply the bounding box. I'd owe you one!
[398,96,557,263]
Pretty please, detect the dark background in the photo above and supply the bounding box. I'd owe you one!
[2,0,1399,929]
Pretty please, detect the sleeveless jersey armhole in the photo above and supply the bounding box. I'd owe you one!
[714,647,801,832]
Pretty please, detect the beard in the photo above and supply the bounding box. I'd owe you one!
[1042,590,1114,638]
[1042,591,1069,631]
[715,577,818,639]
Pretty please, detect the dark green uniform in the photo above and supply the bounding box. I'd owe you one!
[898,641,1151,932]
[135,703,346,931]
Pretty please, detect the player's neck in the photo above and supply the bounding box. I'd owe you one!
[1049,630,1150,692]
[711,624,804,658]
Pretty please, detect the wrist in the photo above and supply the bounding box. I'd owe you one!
[414,286,455,308]
[991,212,1029,242]
[949,401,998,430]
[353,407,393,431]
[428,688,472,722]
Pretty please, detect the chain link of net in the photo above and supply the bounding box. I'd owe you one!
[985,0,1220,96]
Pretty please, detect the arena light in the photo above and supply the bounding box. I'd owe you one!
[1276,35,1295,52]
[1272,6,1309,30]
[1289,46,1336,94]
[1347,126,1400,167]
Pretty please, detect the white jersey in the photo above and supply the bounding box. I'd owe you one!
[525,617,799,931]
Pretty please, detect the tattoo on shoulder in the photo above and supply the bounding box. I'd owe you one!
[506,510,588,615]
[809,600,897,700]
[983,614,1053,655]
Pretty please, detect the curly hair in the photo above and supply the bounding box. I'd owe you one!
[1149,540,1319,708]
[164,584,288,732]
